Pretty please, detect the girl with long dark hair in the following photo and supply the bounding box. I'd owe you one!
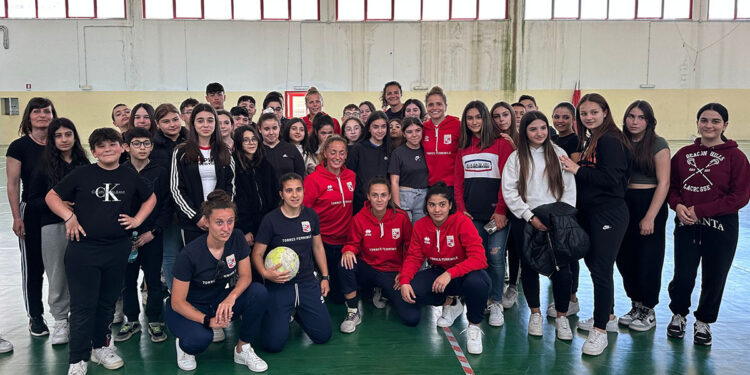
[559,93,632,356]
[283,117,317,175]
[346,111,393,214]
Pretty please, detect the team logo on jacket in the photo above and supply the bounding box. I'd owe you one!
[392,228,400,239]
[423,237,430,245]
[347,182,354,191]
[365,229,372,237]
[326,185,333,191]
[301,221,311,233]
[443,134,452,144]
[424,135,429,142]
[226,254,236,269]
[447,235,455,247]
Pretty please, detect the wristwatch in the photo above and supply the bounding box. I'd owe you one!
[321,275,330,281]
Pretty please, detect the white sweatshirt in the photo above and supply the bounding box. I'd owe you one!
[501,144,577,222]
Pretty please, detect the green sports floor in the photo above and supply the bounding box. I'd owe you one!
[1,144,749,374]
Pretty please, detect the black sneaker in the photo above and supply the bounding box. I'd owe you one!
[693,321,712,346]
[667,314,686,339]
[147,322,167,343]
[29,316,49,337]
[114,321,141,342]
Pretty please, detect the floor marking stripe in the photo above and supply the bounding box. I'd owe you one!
[442,327,475,375]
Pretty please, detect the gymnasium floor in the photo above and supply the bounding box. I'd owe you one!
[0,143,749,374]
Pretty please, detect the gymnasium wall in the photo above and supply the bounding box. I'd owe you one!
[0,0,748,144]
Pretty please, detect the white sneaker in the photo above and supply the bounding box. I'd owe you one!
[547,300,580,318]
[582,329,608,355]
[112,298,124,325]
[50,319,70,345]
[488,301,505,327]
[212,327,226,342]
[577,317,618,332]
[90,346,124,370]
[528,312,544,337]
[340,308,362,334]
[0,335,13,353]
[629,307,656,332]
[67,360,87,375]
[175,338,196,371]
[372,287,387,309]
[234,343,268,372]
[556,316,573,341]
[436,300,464,328]
[501,286,518,309]
[464,325,483,355]
[618,302,642,326]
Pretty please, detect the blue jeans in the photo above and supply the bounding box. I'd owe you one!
[473,219,509,301]
[399,187,427,224]
[162,221,182,291]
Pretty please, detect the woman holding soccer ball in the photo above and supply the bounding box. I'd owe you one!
[165,190,269,372]
[252,173,332,353]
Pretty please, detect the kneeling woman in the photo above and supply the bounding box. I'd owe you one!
[252,173,332,353]
[339,178,420,333]
[166,191,269,372]
[399,182,490,354]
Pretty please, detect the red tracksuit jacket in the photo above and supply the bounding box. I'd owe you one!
[400,212,487,285]
[341,202,413,272]
[303,164,355,245]
[422,115,461,186]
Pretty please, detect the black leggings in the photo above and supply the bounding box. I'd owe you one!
[20,203,44,319]
[123,234,164,322]
[580,202,629,330]
[617,188,668,309]
[507,213,522,286]
[668,214,738,324]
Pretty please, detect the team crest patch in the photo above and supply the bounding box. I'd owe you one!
[347,181,354,191]
[447,235,455,247]
[392,228,400,239]
[301,221,311,233]
[443,134,452,144]
[226,254,236,269]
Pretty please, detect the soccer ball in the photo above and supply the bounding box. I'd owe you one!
[264,246,300,280]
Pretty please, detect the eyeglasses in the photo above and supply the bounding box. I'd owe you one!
[343,111,360,118]
[130,140,152,148]
[270,107,283,113]
[242,137,258,145]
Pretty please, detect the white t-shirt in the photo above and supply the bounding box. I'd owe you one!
[199,148,217,200]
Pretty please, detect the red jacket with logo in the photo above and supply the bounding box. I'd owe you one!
[454,136,513,222]
[303,113,341,134]
[399,212,487,285]
[668,138,750,218]
[341,202,413,272]
[303,164,355,245]
[422,115,461,186]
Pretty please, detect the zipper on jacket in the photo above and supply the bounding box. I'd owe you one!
[336,176,346,207]
[379,222,384,238]
[546,232,560,272]
[435,127,439,153]
[253,170,263,212]
[436,228,441,253]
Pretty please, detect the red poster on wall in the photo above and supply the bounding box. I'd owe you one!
[285,91,308,119]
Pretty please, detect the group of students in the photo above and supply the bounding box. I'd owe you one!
[2,80,749,374]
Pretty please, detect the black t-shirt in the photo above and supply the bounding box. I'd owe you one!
[385,107,405,120]
[388,144,429,189]
[6,135,45,202]
[53,164,153,245]
[263,141,305,181]
[173,229,249,306]
[255,206,320,284]
[553,133,579,156]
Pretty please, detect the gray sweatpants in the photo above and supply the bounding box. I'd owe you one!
[41,222,70,321]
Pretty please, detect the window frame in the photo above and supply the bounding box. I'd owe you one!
[140,0,320,20]
[708,0,749,20]
[0,0,127,19]
[539,0,693,21]
[336,0,508,21]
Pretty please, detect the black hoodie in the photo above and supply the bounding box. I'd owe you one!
[151,127,188,171]
[346,140,390,211]
[122,159,172,235]
[233,155,280,236]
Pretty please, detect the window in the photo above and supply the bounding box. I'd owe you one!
[525,0,692,20]
[709,0,750,19]
[142,0,319,20]
[337,0,508,21]
[2,0,125,18]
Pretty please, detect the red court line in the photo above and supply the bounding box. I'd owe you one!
[442,327,475,375]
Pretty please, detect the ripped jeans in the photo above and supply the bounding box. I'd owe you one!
[473,219,510,302]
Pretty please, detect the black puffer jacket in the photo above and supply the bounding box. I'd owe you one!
[522,202,589,276]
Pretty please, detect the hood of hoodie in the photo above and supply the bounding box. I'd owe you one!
[690,138,738,152]
[312,163,353,181]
